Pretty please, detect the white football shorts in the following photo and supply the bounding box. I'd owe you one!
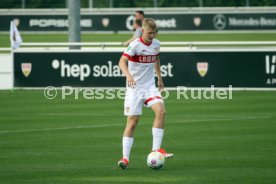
[124,87,164,116]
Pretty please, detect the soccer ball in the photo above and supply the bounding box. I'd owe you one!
[147,151,165,170]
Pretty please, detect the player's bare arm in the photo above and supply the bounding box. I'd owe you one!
[122,36,137,46]
[155,58,164,91]
[119,55,136,88]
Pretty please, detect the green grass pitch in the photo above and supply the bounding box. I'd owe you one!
[1,32,276,183]
[0,90,275,184]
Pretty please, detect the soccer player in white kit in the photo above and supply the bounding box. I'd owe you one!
[118,18,173,169]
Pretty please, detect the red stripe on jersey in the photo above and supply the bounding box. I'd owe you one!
[130,55,159,63]
[144,96,162,105]
[122,53,130,59]
[122,53,159,63]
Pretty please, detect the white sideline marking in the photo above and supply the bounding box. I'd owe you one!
[0,123,124,134]
[34,113,119,117]
[0,116,271,134]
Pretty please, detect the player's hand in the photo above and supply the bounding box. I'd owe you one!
[158,79,164,91]
[127,76,136,88]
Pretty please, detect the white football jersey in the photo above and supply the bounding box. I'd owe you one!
[122,37,160,88]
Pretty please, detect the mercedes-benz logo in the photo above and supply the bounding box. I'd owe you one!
[213,14,227,30]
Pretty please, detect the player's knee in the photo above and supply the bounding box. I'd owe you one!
[127,116,139,130]
[155,109,166,119]
[127,121,137,132]
[128,115,139,122]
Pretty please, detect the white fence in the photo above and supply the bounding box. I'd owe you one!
[14,41,276,50]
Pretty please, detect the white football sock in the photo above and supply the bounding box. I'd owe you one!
[152,127,164,151]
[122,136,134,161]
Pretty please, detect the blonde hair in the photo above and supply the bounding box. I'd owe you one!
[142,18,157,31]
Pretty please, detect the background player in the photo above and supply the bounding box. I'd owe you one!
[122,19,142,46]
[134,10,145,22]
